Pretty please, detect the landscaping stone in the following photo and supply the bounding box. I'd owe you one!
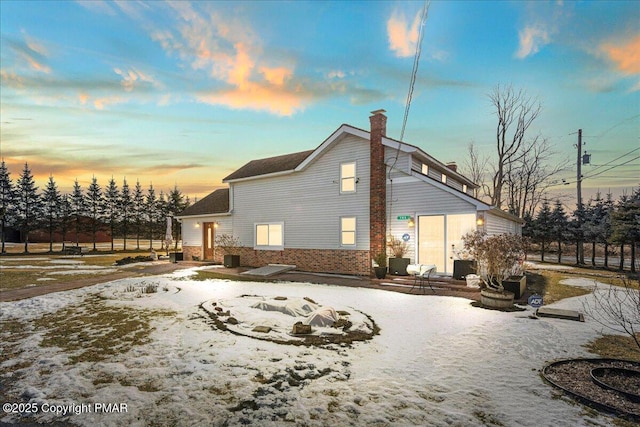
[253,326,272,333]
[292,322,312,335]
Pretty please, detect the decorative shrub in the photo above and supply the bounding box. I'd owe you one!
[387,235,409,258]
[462,231,527,290]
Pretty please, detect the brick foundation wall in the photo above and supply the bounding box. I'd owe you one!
[183,245,202,261]
[236,247,371,276]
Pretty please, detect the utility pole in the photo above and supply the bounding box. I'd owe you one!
[576,129,585,265]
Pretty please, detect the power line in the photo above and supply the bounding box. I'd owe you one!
[583,155,640,180]
[399,1,430,142]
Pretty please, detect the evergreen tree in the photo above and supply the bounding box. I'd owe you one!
[70,179,85,246]
[0,160,16,253]
[603,193,615,268]
[550,200,568,264]
[157,190,168,250]
[611,188,640,272]
[104,177,119,251]
[59,195,72,250]
[584,193,609,267]
[15,163,41,253]
[145,183,157,250]
[42,175,62,252]
[132,180,145,250]
[85,176,104,251]
[569,203,587,265]
[120,178,132,251]
[167,185,189,249]
[533,199,553,262]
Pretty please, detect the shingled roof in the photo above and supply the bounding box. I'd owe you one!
[223,150,315,182]
[178,188,229,217]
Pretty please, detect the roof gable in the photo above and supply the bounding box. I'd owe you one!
[178,188,229,217]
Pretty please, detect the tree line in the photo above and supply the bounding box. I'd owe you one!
[0,161,190,254]
[523,187,640,273]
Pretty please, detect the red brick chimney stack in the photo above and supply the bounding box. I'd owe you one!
[446,162,458,173]
[369,109,387,264]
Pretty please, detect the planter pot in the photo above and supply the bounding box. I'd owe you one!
[373,267,387,279]
[480,288,514,309]
[224,254,240,268]
[388,258,410,276]
[169,252,183,263]
[502,275,526,299]
[453,260,476,280]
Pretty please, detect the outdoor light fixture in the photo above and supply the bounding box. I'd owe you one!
[407,217,415,227]
[195,222,200,228]
[476,214,485,227]
[214,222,219,228]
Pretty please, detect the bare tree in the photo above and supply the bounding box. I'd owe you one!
[488,84,542,210]
[462,141,490,200]
[505,136,569,218]
[582,278,640,352]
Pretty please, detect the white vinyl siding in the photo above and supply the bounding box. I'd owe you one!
[340,162,356,193]
[255,222,284,249]
[340,217,356,246]
[231,132,370,251]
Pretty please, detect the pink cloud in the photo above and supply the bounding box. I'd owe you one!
[387,9,421,58]
[600,35,640,75]
[152,2,306,116]
[515,25,551,59]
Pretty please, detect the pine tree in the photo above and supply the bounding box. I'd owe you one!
[0,160,16,254]
[611,188,640,272]
[42,176,62,252]
[86,176,104,251]
[145,183,157,250]
[70,179,85,246]
[104,177,119,251]
[603,193,615,268]
[584,193,609,267]
[132,180,145,250]
[59,195,72,250]
[550,200,568,264]
[167,185,188,249]
[16,163,41,253]
[569,203,587,265]
[158,190,168,251]
[120,178,132,251]
[533,199,553,262]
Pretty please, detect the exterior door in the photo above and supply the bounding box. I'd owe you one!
[203,222,216,260]
[418,214,476,274]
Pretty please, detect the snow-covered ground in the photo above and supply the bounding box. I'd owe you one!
[0,266,626,426]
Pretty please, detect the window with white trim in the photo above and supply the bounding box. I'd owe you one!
[462,184,468,193]
[341,217,356,246]
[340,162,356,193]
[441,173,447,183]
[255,222,284,249]
[421,163,429,175]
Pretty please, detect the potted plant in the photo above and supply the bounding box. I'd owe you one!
[215,234,242,268]
[462,231,527,308]
[387,235,410,276]
[451,244,476,280]
[372,252,388,279]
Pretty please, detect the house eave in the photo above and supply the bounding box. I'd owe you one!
[223,169,295,183]
[175,212,232,220]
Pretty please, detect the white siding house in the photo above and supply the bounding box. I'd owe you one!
[177,110,523,275]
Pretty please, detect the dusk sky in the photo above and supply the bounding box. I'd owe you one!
[1,0,638,206]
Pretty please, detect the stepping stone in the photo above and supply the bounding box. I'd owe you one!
[536,307,585,322]
[252,326,272,333]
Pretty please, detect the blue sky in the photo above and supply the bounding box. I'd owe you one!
[1,0,638,205]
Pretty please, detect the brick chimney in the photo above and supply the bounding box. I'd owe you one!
[446,162,458,173]
[369,109,387,264]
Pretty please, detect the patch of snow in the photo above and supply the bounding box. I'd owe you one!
[526,261,575,271]
[48,259,85,265]
[0,269,629,426]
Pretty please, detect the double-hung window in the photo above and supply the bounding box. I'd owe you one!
[255,222,284,250]
[340,217,356,246]
[340,162,356,193]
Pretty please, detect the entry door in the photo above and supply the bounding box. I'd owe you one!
[418,214,476,274]
[203,222,215,260]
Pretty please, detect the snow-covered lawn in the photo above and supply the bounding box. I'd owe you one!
[0,266,625,426]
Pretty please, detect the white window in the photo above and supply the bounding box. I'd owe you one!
[340,162,356,193]
[341,217,356,246]
[255,222,284,249]
[462,184,468,193]
[441,174,447,183]
[421,163,429,175]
